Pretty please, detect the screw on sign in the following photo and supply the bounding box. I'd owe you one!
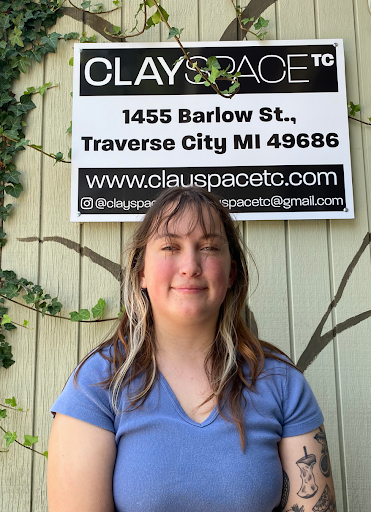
[296,446,318,498]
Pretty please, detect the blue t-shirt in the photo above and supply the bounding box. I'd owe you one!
[50,347,324,512]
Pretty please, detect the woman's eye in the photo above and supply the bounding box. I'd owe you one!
[161,245,177,251]
[201,246,219,252]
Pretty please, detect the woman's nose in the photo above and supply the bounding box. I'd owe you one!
[179,248,202,276]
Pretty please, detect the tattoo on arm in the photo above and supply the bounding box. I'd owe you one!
[312,484,336,512]
[314,427,331,477]
[296,446,318,498]
[288,505,305,512]
[272,469,290,512]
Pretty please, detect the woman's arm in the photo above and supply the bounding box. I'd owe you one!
[47,413,117,512]
[276,424,337,512]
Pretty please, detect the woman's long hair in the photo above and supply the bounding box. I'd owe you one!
[75,187,293,449]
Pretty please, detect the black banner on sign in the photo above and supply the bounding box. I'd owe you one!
[78,165,346,215]
[79,45,338,97]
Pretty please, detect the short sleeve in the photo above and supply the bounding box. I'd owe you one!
[50,349,115,433]
[281,363,324,438]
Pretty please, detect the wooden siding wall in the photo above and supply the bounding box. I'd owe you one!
[1,0,370,510]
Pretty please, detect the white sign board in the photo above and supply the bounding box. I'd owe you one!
[71,40,354,222]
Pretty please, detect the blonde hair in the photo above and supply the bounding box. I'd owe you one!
[75,187,292,449]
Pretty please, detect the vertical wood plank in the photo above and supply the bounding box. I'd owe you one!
[78,2,122,363]
[241,5,291,356]
[316,0,371,509]
[0,54,45,512]
[164,0,199,41]
[199,0,235,41]
[31,12,83,512]
[276,1,345,510]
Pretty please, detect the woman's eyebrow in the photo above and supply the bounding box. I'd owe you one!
[153,233,226,241]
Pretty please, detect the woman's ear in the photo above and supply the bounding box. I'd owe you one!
[229,261,237,287]
[139,268,147,289]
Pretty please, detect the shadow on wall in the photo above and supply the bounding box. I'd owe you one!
[17,232,371,373]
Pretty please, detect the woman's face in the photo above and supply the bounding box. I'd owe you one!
[139,206,237,331]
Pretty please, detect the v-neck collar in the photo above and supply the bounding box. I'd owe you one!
[158,371,220,428]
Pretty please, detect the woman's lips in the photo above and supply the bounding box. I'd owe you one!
[172,286,206,293]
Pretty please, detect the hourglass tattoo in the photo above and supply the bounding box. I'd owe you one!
[314,427,331,477]
[296,447,318,499]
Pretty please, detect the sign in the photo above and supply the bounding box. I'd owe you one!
[71,40,354,222]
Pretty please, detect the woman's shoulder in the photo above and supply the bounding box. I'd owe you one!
[74,345,114,384]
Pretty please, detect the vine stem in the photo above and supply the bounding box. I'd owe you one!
[151,0,239,99]
[2,135,71,164]
[0,425,46,457]
[229,0,260,39]
[0,403,25,411]
[68,0,122,15]
[0,295,118,323]
[104,2,147,39]
[16,84,59,101]
[348,115,371,126]
[2,319,28,329]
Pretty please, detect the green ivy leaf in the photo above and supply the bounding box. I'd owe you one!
[4,323,16,331]
[23,434,38,447]
[0,410,7,419]
[23,86,36,95]
[228,81,240,94]
[5,183,23,198]
[93,3,104,13]
[5,397,17,407]
[205,56,221,70]
[1,314,12,325]
[37,82,52,96]
[194,74,202,83]
[0,92,13,107]
[47,298,62,316]
[16,56,31,74]
[117,305,125,319]
[43,451,48,458]
[81,0,91,8]
[113,0,122,6]
[241,17,254,25]
[9,27,24,48]
[348,101,360,117]
[79,33,97,43]
[69,309,91,322]
[51,152,64,165]
[167,27,184,39]
[0,283,17,299]
[146,5,168,28]
[66,121,72,134]
[69,57,73,66]
[209,65,220,83]
[4,431,17,448]
[92,298,106,319]
[41,32,61,53]
[63,32,79,41]
[112,25,121,35]
[254,16,269,30]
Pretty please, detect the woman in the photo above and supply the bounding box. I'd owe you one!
[48,187,337,512]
